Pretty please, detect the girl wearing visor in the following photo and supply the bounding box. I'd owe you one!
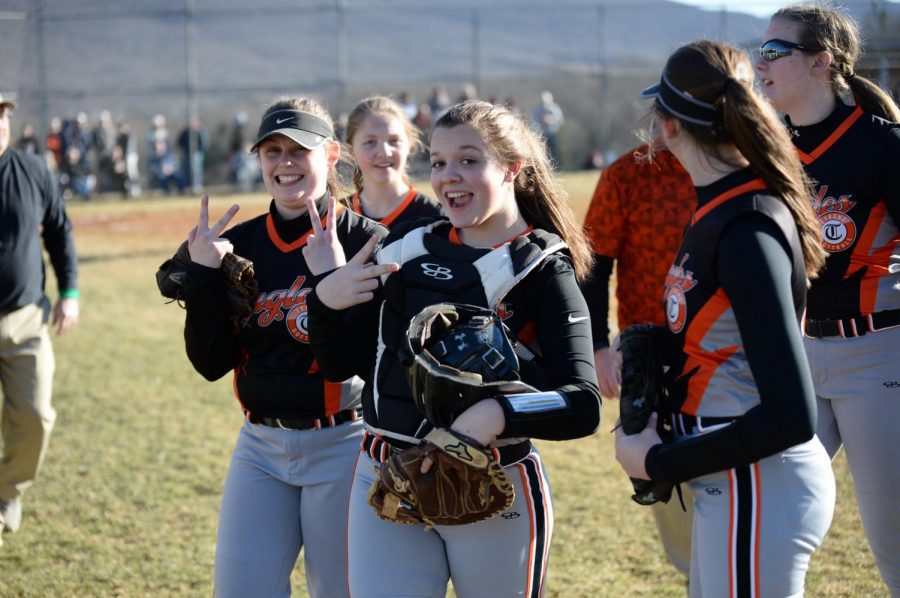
[756,6,900,592]
[182,96,385,597]
[613,40,834,596]
[342,95,443,226]
[303,100,600,597]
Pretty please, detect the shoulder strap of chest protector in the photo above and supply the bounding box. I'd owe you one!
[376,222,567,308]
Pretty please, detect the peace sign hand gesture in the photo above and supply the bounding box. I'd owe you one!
[188,195,240,268]
[316,235,399,310]
[302,195,346,276]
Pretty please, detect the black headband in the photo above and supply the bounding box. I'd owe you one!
[250,109,334,152]
[641,71,718,127]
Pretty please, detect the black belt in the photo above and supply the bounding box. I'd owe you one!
[362,430,532,466]
[805,308,900,339]
[249,409,359,431]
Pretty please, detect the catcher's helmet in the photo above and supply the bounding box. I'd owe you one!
[405,303,522,427]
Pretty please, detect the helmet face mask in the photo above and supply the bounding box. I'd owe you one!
[406,303,520,427]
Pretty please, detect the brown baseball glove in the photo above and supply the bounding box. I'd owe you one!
[156,240,258,334]
[368,428,515,529]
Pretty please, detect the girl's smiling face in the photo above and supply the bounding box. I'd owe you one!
[429,123,521,244]
[350,113,410,189]
[257,134,338,218]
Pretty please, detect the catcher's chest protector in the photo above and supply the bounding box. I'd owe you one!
[368,222,566,436]
[378,222,565,352]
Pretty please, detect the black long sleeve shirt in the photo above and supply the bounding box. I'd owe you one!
[1,148,78,310]
[182,199,386,419]
[646,171,816,483]
[308,220,601,443]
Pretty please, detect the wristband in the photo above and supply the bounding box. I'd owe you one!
[60,289,79,299]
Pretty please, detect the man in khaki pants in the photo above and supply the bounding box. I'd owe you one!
[0,94,79,546]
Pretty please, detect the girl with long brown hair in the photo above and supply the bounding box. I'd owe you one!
[614,40,834,596]
[303,99,600,597]
[175,96,385,597]
[757,4,900,593]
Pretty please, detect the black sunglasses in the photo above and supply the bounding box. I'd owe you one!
[758,38,820,62]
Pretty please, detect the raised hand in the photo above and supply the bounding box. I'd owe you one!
[188,195,239,268]
[315,235,398,310]
[302,195,346,275]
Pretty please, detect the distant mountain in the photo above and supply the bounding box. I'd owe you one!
[2,1,771,110]
[1,0,895,170]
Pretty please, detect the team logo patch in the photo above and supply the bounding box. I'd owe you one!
[287,303,310,343]
[813,185,857,253]
[663,254,697,334]
[819,212,856,252]
[255,276,312,343]
[444,441,474,462]
[665,286,687,333]
[421,262,453,280]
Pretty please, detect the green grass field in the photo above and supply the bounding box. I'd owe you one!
[0,172,887,596]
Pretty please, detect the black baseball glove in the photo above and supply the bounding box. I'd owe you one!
[404,303,534,428]
[618,323,674,506]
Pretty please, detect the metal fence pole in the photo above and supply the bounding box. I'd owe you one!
[34,0,48,140]
[719,5,728,40]
[597,4,608,152]
[472,8,481,93]
[336,0,348,112]
[184,0,199,188]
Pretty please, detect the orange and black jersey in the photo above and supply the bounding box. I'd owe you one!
[308,218,601,444]
[581,146,695,347]
[182,197,386,421]
[340,186,443,228]
[789,102,900,319]
[646,169,817,484]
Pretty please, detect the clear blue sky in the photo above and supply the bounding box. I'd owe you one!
[674,1,782,17]
[675,0,897,18]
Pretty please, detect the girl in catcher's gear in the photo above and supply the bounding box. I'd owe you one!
[304,100,601,598]
[176,97,385,598]
[614,41,835,597]
[756,6,900,593]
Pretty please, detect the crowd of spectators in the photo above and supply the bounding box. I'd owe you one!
[14,110,209,201]
[12,85,580,201]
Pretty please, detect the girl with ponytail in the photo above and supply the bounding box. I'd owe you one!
[305,99,600,596]
[757,5,900,593]
[181,96,386,597]
[615,39,834,597]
